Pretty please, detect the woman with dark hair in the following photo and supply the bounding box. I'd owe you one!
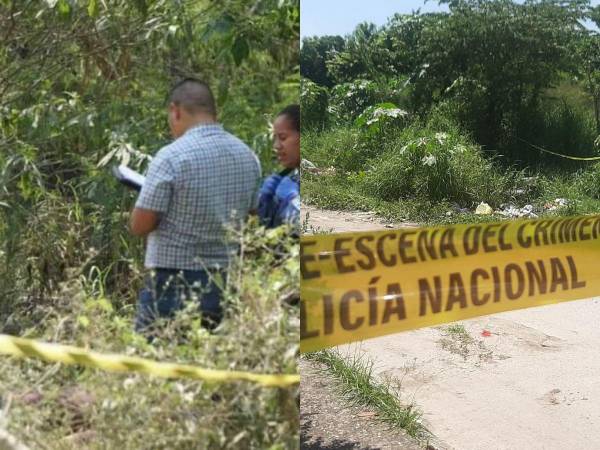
[258,104,300,228]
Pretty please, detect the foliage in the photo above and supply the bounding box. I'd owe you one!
[328,79,384,123]
[0,0,299,447]
[300,0,599,164]
[575,33,600,133]
[301,1,600,230]
[300,78,329,130]
[358,125,513,206]
[1,220,299,449]
[574,162,600,199]
[409,0,588,154]
[325,22,388,84]
[354,102,409,137]
[513,101,598,166]
[300,35,345,87]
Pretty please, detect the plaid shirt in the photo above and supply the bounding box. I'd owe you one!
[135,123,261,270]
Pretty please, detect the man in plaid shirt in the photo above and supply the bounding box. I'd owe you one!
[130,78,261,333]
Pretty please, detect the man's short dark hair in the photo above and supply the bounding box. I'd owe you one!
[169,78,216,117]
[278,104,300,132]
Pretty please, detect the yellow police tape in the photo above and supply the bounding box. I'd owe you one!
[301,214,600,352]
[0,334,299,388]
[518,137,600,161]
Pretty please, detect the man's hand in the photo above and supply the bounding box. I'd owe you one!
[130,207,160,237]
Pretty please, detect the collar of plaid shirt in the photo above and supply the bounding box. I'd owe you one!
[183,122,223,137]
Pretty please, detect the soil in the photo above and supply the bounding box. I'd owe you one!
[302,205,417,234]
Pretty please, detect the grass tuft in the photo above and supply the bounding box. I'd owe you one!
[304,349,429,442]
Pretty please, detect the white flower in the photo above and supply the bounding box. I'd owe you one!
[435,132,448,144]
[422,154,436,166]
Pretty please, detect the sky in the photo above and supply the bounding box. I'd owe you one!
[300,0,600,39]
[300,0,448,38]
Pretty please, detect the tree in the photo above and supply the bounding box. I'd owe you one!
[300,35,345,87]
[576,5,600,133]
[326,22,387,84]
[411,0,588,152]
[0,0,299,312]
[577,34,600,133]
[300,78,329,129]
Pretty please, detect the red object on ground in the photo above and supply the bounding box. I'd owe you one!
[481,330,492,337]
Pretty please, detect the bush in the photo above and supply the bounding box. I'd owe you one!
[301,78,329,130]
[0,1,300,446]
[302,106,411,175]
[0,219,299,449]
[328,79,384,123]
[427,86,598,168]
[354,102,409,137]
[358,125,514,207]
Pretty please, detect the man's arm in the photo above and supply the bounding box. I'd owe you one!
[130,207,160,237]
[131,151,174,237]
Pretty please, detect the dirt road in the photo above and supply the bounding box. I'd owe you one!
[302,205,418,233]
[303,204,600,450]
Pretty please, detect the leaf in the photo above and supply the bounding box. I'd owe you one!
[88,0,98,18]
[231,36,250,66]
[57,0,70,16]
[97,148,117,167]
[202,14,234,42]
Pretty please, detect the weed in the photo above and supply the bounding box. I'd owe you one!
[0,220,299,449]
[304,349,429,443]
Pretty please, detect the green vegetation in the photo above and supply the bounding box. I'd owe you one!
[0,1,299,448]
[301,0,600,225]
[304,349,429,442]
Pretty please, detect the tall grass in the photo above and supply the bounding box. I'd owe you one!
[302,122,521,216]
[358,124,516,207]
[0,215,299,449]
[510,102,598,167]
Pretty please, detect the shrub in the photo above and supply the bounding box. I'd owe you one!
[354,102,409,137]
[359,125,514,206]
[301,126,371,173]
[301,78,329,130]
[0,219,299,449]
[329,79,383,123]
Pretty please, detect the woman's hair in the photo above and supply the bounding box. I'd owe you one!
[278,104,300,132]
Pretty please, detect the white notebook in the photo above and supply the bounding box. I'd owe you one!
[112,165,145,191]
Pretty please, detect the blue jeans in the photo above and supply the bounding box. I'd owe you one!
[134,268,226,333]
